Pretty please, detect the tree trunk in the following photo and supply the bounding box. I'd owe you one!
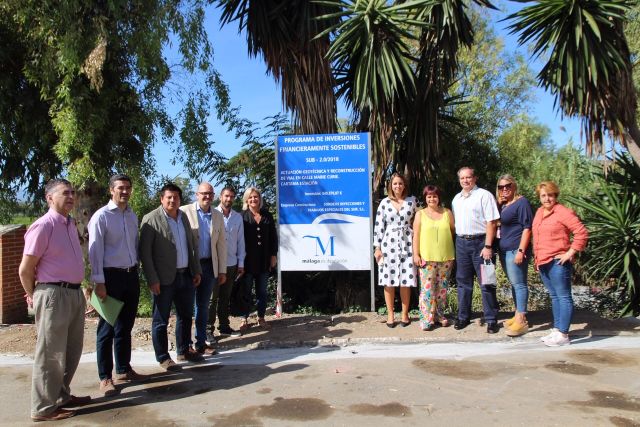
[626,125,640,167]
[72,181,107,311]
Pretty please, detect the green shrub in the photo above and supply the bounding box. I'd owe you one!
[567,155,640,316]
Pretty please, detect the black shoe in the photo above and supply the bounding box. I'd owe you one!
[486,322,499,334]
[386,322,397,328]
[400,320,411,327]
[219,326,241,337]
[454,319,470,330]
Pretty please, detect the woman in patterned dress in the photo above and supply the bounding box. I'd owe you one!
[412,185,455,331]
[374,173,417,328]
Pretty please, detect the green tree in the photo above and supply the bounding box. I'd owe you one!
[567,154,640,316]
[0,0,227,201]
[209,113,292,208]
[506,0,640,166]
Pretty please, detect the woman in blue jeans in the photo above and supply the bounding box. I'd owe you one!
[496,175,533,336]
[532,181,588,347]
[240,187,278,331]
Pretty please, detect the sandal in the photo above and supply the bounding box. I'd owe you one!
[438,318,450,327]
[239,319,250,332]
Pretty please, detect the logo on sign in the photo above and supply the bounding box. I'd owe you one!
[303,235,335,256]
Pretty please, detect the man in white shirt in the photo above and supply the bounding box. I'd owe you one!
[451,167,500,334]
[211,186,245,338]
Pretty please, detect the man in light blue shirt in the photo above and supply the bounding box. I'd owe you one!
[212,186,245,337]
[89,174,148,396]
[181,182,227,353]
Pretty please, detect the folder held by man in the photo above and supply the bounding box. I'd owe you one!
[90,292,124,326]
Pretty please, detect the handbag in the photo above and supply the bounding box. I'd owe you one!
[480,259,496,285]
[229,275,252,316]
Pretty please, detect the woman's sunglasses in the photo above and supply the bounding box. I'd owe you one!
[498,183,513,190]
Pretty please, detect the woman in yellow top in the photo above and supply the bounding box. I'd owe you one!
[412,185,455,331]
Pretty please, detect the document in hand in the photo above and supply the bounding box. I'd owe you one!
[90,292,125,326]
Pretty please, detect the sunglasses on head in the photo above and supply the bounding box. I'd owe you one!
[498,183,513,190]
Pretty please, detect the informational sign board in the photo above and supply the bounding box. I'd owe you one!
[276,132,372,271]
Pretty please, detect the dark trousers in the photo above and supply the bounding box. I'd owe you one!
[209,264,236,330]
[242,271,269,318]
[151,271,195,362]
[193,259,215,349]
[455,236,498,323]
[96,268,140,380]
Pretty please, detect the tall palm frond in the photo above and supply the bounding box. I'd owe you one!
[317,0,432,190]
[404,0,496,187]
[218,0,339,133]
[505,0,640,165]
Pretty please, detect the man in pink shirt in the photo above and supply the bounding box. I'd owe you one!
[18,179,90,422]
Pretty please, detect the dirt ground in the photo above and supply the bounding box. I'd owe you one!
[1,309,639,357]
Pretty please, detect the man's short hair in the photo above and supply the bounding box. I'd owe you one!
[457,166,475,177]
[220,186,236,196]
[109,174,132,189]
[160,182,183,200]
[45,178,72,196]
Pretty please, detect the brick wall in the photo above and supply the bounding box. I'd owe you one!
[0,225,27,324]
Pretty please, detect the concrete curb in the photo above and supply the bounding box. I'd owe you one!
[214,328,640,351]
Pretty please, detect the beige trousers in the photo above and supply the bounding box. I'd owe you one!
[31,284,85,417]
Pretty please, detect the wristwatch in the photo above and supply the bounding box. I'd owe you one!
[484,245,492,249]
[518,248,525,253]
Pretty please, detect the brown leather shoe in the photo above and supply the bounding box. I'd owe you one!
[99,378,118,397]
[115,369,150,383]
[177,347,204,362]
[32,408,76,422]
[60,395,91,408]
[195,344,217,356]
[159,358,181,371]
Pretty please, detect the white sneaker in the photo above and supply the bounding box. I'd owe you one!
[544,331,570,347]
[540,328,559,342]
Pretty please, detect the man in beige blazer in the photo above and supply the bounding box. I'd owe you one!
[139,182,202,370]
[180,182,227,354]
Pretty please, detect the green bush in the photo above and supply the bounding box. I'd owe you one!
[567,154,640,317]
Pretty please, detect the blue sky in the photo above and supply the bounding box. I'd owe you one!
[155,2,582,181]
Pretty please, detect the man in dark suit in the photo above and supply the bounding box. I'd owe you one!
[139,182,202,370]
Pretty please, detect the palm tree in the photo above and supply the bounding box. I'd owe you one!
[505,0,640,166]
[218,0,339,134]
[216,0,495,194]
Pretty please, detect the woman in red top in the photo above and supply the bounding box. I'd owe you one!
[532,181,588,347]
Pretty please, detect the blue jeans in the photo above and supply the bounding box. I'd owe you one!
[242,272,269,318]
[96,268,140,380]
[538,260,574,334]
[499,249,529,313]
[151,271,196,362]
[455,237,498,322]
[193,259,215,349]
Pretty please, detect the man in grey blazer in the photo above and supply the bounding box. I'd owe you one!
[139,182,202,371]
[180,182,227,354]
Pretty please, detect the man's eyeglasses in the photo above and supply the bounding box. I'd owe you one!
[498,183,513,191]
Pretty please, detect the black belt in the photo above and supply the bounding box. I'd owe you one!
[457,234,486,240]
[37,282,81,290]
[104,265,138,273]
[176,267,189,274]
[199,258,212,263]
